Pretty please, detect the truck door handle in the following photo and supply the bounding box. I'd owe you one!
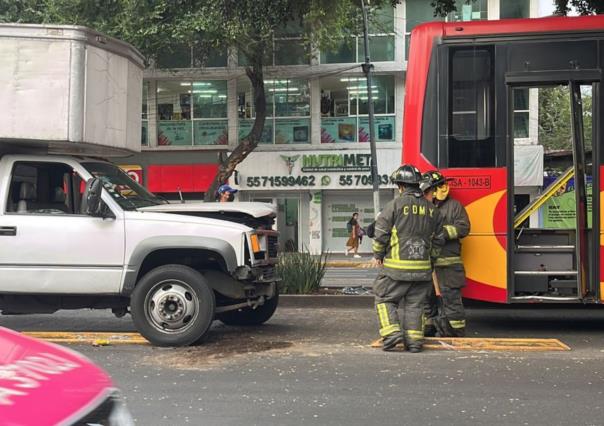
[0,226,17,236]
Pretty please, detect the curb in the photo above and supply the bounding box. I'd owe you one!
[280,294,373,308]
[325,261,373,268]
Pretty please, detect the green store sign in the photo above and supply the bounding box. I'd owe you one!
[301,153,372,172]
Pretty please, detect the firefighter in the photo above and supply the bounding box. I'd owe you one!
[421,170,471,338]
[372,165,445,352]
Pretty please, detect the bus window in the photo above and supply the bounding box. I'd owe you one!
[447,46,495,167]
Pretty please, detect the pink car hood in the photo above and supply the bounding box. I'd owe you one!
[0,327,113,426]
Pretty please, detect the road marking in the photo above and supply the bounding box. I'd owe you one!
[371,337,571,351]
[23,331,149,345]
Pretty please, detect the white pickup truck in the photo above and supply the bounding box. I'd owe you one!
[0,153,280,346]
[0,24,279,346]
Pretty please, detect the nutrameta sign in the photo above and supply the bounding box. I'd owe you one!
[301,153,372,172]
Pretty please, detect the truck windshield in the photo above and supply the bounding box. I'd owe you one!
[82,162,167,210]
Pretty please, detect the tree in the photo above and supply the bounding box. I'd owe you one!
[538,86,593,153]
[430,0,604,16]
[1,0,400,200]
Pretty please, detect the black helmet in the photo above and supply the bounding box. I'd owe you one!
[390,164,421,185]
[419,170,446,192]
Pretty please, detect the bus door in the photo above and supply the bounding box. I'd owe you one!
[507,73,599,301]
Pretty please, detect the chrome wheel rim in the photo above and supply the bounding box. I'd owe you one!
[144,279,199,334]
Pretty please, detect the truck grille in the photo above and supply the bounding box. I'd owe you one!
[268,235,279,258]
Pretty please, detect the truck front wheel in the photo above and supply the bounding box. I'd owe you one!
[217,291,279,326]
[131,265,215,347]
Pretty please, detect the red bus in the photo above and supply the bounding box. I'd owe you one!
[404,15,604,304]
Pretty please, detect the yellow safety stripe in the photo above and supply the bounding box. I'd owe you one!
[372,241,385,252]
[449,319,466,329]
[444,225,458,239]
[434,256,462,267]
[376,303,390,328]
[380,324,401,337]
[390,227,400,261]
[383,258,431,270]
[406,330,424,340]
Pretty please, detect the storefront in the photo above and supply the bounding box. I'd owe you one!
[232,148,401,253]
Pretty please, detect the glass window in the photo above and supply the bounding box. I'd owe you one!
[157,81,192,146]
[320,39,356,64]
[192,45,228,67]
[405,0,444,60]
[513,89,530,139]
[6,162,90,215]
[238,77,310,144]
[141,81,148,146]
[157,80,228,146]
[319,75,395,143]
[156,43,191,69]
[192,81,227,119]
[447,0,488,21]
[500,0,530,19]
[321,4,394,64]
[358,35,395,62]
[447,47,495,167]
[369,4,394,33]
[274,40,309,65]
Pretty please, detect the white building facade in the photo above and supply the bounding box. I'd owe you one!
[130,0,538,253]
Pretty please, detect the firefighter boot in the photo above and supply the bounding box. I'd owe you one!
[382,332,405,351]
[407,345,422,353]
[424,318,437,337]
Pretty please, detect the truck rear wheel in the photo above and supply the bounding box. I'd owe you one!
[217,291,279,326]
[131,265,215,347]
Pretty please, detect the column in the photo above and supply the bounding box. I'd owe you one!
[308,191,323,254]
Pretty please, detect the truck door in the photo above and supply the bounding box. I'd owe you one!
[0,158,125,293]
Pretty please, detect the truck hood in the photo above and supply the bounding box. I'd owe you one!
[138,201,276,218]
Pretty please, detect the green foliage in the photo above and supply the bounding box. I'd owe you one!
[538,86,593,152]
[276,248,329,294]
[555,0,604,15]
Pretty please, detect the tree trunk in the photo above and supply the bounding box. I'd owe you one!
[203,58,267,201]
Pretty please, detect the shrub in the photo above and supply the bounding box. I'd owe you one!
[276,248,329,294]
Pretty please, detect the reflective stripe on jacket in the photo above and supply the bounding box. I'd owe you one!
[373,188,445,281]
[434,197,470,267]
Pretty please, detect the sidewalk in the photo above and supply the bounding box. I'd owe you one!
[324,252,374,268]
[322,253,376,290]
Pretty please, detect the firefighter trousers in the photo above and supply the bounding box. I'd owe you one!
[424,266,466,337]
[374,274,431,348]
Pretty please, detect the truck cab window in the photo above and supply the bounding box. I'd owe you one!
[6,162,86,215]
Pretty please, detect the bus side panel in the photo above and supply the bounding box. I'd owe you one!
[443,168,508,303]
[600,168,604,301]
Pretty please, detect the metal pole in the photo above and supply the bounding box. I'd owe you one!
[361,0,380,218]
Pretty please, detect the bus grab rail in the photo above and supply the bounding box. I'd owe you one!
[513,166,575,229]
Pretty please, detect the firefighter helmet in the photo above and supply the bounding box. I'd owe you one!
[419,170,446,192]
[390,164,421,185]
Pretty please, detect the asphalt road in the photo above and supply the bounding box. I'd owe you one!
[3,304,604,425]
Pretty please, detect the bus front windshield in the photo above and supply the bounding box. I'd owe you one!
[82,162,167,210]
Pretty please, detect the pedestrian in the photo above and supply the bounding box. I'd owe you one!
[371,165,445,352]
[345,212,362,258]
[421,170,470,338]
[216,184,238,203]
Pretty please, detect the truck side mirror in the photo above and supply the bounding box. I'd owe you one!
[83,178,104,217]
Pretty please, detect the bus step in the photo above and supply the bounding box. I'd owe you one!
[516,245,575,253]
[514,270,577,275]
